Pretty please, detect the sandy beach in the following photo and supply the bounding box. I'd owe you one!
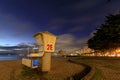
[0,58,84,80]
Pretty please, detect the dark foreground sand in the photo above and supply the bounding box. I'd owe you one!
[0,58,84,80]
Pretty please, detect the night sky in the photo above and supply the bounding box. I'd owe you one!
[0,0,120,50]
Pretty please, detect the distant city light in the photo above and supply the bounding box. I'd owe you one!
[116,48,120,53]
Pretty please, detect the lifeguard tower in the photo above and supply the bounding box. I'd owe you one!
[22,31,57,72]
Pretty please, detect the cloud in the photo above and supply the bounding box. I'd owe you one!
[17,42,38,47]
[0,44,30,49]
[57,34,75,44]
[56,33,91,51]
[0,49,8,51]
[63,0,102,12]
[13,32,25,37]
[0,42,37,50]
[53,0,120,32]
[0,13,34,37]
[0,32,93,52]
[47,16,92,32]
[68,26,84,32]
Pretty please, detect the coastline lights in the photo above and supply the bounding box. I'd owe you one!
[116,48,120,53]
[114,48,120,57]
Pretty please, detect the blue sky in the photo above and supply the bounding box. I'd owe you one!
[0,0,120,50]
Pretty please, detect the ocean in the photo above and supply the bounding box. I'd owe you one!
[0,54,63,60]
[0,55,24,60]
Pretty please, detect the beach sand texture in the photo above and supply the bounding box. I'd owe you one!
[0,58,84,80]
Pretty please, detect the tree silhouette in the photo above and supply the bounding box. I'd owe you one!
[88,13,120,53]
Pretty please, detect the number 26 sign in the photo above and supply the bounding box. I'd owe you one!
[47,44,53,51]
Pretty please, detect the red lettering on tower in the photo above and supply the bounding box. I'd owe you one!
[47,44,53,50]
